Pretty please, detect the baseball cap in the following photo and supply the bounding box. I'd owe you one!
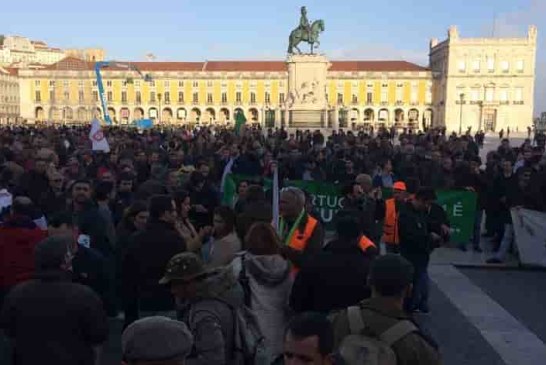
[393,181,407,191]
[122,316,193,362]
[159,252,207,285]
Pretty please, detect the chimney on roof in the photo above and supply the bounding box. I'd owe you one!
[430,38,439,49]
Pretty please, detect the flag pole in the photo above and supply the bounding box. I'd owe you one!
[272,161,279,230]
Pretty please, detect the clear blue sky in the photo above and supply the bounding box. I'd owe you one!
[3,0,545,113]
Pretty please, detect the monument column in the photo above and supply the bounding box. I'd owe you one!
[284,109,290,128]
[285,54,331,129]
[274,108,281,129]
[333,108,340,130]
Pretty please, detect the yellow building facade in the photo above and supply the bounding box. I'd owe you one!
[18,57,433,129]
[15,26,536,132]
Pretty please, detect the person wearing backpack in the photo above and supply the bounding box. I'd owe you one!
[230,222,293,363]
[160,252,267,365]
[160,252,242,364]
[331,255,441,365]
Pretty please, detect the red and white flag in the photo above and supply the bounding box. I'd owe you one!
[89,119,110,153]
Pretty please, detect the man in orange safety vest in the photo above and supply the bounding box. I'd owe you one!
[279,187,324,271]
[382,181,408,254]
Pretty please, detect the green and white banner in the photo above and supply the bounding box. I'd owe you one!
[436,190,477,244]
[222,174,477,243]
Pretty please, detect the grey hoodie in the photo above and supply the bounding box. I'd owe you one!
[178,267,244,365]
[231,253,293,361]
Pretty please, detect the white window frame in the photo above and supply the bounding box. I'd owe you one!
[516,60,524,72]
[487,57,495,72]
[470,88,480,101]
[380,89,388,103]
[395,86,403,102]
[410,83,418,104]
[499,88,509,102]
[485,87,494,102]
[472,59,480,72]
[514,87,523,102]
[458,60,466,72]
[425,82,432,104]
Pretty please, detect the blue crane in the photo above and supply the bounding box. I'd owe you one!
[94,61,152,126]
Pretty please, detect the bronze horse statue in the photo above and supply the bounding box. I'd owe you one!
[288,19,325,54]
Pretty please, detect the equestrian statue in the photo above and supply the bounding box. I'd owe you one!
[288,6,325,54]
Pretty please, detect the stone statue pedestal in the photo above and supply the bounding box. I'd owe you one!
[285,54,331,128]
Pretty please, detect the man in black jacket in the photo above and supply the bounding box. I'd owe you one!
[15,157,50,207]
[0,236,107,365]
[290,215,372,314]
[69,179,113,258]
[48,211,115,315]
[122,195,186,327]
[398,188,441,313]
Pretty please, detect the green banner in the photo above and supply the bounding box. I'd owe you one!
[284,180,343,229]
[436,190,477,244]
[222,174,477,243]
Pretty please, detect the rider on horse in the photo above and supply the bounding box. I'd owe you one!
[298,6,312,41]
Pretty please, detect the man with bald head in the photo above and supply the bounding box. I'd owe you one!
[279,187,324,271]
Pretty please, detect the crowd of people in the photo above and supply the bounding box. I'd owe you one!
[0,123,545,365]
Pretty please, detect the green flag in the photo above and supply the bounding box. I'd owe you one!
[235,111,247,135]
[221,174,237,207]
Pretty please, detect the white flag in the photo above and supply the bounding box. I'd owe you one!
[89,119,110,153]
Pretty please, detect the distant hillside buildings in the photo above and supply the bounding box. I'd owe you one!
[0,35,104,68]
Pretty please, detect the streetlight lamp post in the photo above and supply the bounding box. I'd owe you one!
[459,93,465,135]
[158,93,162,125]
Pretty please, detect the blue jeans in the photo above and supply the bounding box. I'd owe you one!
[472,209,484,249]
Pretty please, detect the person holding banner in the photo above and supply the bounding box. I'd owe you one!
[278,187,324,271]
[398,188,441,314]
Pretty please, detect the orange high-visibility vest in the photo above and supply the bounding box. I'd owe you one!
[288,215,318,252]
[382,198,400,245]
[358,235,376,252]
[288,215,318,275]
